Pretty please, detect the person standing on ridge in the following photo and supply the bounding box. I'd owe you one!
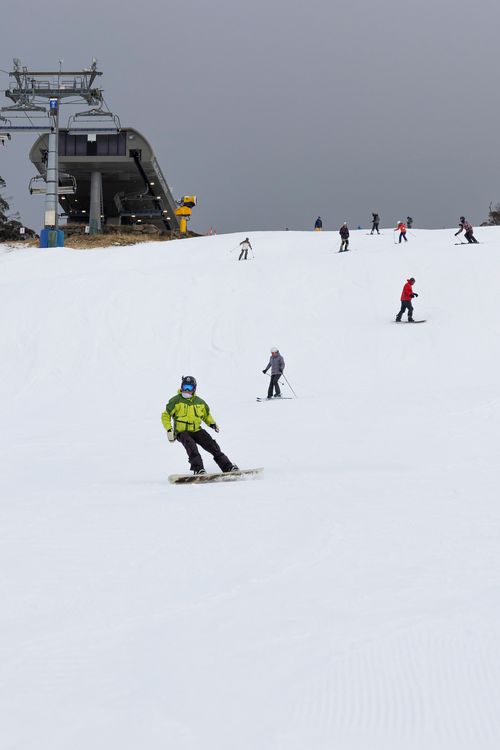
[395,220,408,243]
[455,216,478,244]
[161,376,238,475]
[262,347,285,399]
[339,222,350,252]
[314,216,323,231]
[395,277,418,322]
[370,212,380,234]
[407,216,413,229]
[239,237,252,260]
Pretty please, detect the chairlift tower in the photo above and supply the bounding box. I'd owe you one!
[1,58,114,245]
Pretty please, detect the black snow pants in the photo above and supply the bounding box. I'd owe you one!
[371,222,380,234]
[396,300,414,321]
[239,248,248,260]
[465,230,478,244]
[176,428,233,473]
[399,232,408,243]
[340,239,349,252]
[267,373,282,398]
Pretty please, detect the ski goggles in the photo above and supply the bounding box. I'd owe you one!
[181,383,195,392]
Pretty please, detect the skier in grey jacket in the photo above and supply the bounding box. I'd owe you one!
[262,347,285,398]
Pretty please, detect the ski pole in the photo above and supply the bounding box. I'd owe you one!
[281,373,297,398]
[393,230,397,245]
[229,245,239,254]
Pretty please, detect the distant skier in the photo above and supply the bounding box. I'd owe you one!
[314,216,323,231]
[162,376,238,475]
[407,216,413,229]
[370,212,380,234]
[339,222,350,252]
[395,220,408,243]
[239,237,252,260]
[455,216,478,244]
[395,277,418,322]
[262,347,285,399]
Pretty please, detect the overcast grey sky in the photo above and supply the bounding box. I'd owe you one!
[1,0,499,233]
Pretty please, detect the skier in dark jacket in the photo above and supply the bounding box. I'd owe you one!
[262,347,285,398]
[339,222,350,252]
[161,376,238,475]
[455,217,478,244]
[395,278,418,322]
[407,216,413,229]
[370,212,380,234]
[314,216,323,231]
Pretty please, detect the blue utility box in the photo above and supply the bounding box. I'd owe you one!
[39,229,65,248]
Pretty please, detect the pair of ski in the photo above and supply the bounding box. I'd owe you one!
[256,396,293,402]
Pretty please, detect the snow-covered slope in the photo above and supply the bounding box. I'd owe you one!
[2,228,500,749]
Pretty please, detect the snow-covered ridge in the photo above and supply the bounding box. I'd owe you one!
[2,227,500,749]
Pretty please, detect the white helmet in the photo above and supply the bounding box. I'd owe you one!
[270,346,278,353]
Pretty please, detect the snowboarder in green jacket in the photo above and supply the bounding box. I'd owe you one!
[161,376,238,475]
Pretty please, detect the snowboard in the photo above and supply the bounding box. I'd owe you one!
[169,467,263,485]
[256,396,293,401]
[393,320,426,324]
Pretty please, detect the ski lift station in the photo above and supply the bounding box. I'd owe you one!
[1,59,196,244]
[29,126,180,231]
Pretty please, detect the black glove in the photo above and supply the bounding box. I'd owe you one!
[210,423,220,433]
[262,369,267,374]
[279,370,283,374]
[412,293,418,298]
[455,232,459,236]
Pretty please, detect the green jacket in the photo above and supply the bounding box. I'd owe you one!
[161,391,216,434]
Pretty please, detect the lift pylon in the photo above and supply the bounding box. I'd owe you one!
[1,58,108,246]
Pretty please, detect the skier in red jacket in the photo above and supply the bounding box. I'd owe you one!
[395,277,418,322]
[395,220,408,243]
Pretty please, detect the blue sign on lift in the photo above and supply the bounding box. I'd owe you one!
[49,98,58,111]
